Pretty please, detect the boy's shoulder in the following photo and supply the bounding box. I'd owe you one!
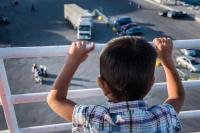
[150,103,177,113]
[73,104,108,119]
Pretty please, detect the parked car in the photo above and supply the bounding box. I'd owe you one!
[180,49,200,58]
[117,26,143,36]
[113,16,132,31]
[0,15,8,24]
[125,26,143,36]
[176,56,200,72]
[158,10,187,19]
[120,23,138,32]
[158,10,169,16]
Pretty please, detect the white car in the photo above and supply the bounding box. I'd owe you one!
[180,49,200,58]
[176,56,200,72]
[176,68,189,81]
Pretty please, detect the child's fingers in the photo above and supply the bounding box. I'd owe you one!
[153,38,163,50]
[71,42,76,47]
[81,41,86,49]
[86,42,95,53]
[153,38,161,46]
[68,42,76,54]
[76,41,81,48]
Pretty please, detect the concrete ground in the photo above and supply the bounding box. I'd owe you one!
[0,0,200,132]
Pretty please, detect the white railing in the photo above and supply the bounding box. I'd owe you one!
[1,39,200,133]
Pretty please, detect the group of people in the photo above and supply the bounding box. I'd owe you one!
[32,64,47,84]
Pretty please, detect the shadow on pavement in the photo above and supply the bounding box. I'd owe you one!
[142,27,166,41]
[42,80,87,87]
[72,77,92,82]
[137,22,155,27]
[46,73,57,79]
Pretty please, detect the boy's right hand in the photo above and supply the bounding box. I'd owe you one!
[153,37,174,68]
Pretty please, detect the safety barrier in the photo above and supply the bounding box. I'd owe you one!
[1,39,200,133]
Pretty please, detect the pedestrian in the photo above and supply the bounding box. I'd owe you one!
[14,0,18,6]
[34,69,42,84]
[43,65,48,77]
[39,65,44,76]
[129,0,133,7]
[31,4,35,12]
[138,4,141,9]
[35,76,42,84]
[32,64,38,77]
[34,69,39,79]
[106,18,110,27]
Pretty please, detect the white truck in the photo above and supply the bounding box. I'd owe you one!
[64,4,93,40]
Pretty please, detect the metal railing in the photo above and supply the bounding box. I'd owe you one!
[1,39,200,133]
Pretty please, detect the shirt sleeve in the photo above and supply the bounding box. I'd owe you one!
[162,103,182,132]
[72,104,89,126]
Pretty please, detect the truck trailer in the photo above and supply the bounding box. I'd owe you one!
[64,4,93,40]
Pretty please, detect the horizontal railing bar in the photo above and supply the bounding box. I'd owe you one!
[19,123,71,133]
[0,80,198,105]
[11,88,103,104]
[1,110,198,133]
[0,39,200,59]
[0,131,9,133]
[0,44,103,59]
[179,110,200,119]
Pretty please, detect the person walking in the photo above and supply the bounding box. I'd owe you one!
[31,4,35,12]
[32,64,38,77]
[39,65,44,76]
[43,65,48,77]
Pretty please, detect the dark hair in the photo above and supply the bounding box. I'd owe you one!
[100,36,157,101]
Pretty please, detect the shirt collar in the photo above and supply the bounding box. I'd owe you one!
[107,100,148,113]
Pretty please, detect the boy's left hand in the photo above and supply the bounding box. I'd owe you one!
[68,41,95,64]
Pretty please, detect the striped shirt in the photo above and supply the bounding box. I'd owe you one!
[72,100,182,133]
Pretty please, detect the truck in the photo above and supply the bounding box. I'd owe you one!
[64,4,93,40]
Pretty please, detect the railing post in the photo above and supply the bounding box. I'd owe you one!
[0,59,19,133]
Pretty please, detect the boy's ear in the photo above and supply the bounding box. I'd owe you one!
[97,77,111,96]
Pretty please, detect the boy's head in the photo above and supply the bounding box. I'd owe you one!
[98,36,157,102]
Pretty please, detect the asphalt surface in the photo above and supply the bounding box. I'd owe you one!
[0,0,200,46]
[0,0,200,132]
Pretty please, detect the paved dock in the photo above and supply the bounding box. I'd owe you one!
[0,0,200,132]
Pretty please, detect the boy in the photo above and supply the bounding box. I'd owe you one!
[47,36,184,132]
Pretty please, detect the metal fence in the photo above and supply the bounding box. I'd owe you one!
[1,39,200,133]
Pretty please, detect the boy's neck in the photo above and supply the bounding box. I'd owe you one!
[108,97,144,103]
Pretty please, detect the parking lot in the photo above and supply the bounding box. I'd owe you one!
[1,0,200,132]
